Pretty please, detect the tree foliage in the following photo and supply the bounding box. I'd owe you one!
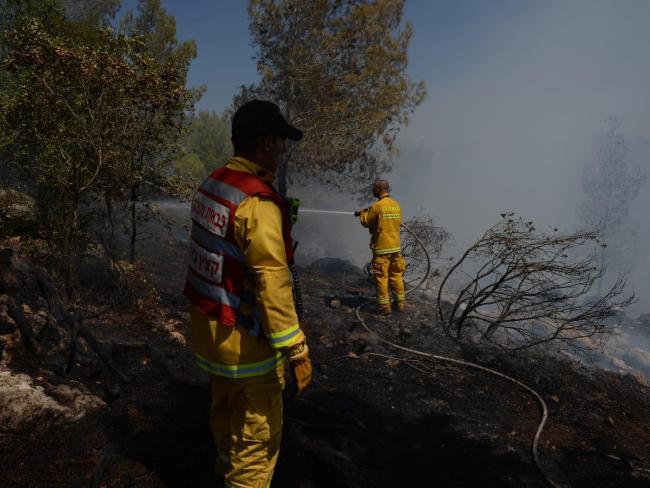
[182,111,232,176]
[59,0,120,25]
[0,0,61,88]
[0,0,61,29]
[0,0,117,32]
[437,213,633,352]
[0,15,192,296]
[115,0,200,262]
[120,0,197,69]
[174,152,205,181]
[241,0,426,195]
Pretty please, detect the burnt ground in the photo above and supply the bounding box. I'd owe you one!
[1,256,650,488]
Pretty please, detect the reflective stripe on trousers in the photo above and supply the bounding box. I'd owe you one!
[186,269,241,309]
[373,246,402,256]
[195,352,285,379]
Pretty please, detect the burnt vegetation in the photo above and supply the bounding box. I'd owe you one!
[437,213,634,352]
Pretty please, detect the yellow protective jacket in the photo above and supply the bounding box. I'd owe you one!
[189,157,306,379]
[359,193,402,256]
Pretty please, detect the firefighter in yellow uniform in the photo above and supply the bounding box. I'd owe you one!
[184,100,311,488]
[356,179,406,315]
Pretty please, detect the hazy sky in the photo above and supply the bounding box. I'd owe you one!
[393,0,650,238]
[119,1,650,310]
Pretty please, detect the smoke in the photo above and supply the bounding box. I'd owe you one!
[292,193,372,268]
[392,0,650,315]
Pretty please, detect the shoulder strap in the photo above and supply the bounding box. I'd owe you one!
[214,167,295,264]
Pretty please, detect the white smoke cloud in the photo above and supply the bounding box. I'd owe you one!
[393,0,650,314]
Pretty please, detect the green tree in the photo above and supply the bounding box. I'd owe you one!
[0,1,117,133]
[0,0,61,94]
[0,0,61,28]
[117,0,200,262]
[183,111,232,175]
[0,0,117,30]
[120,0,197,70]
[239,0,426,195]
[174,152,205,181]
[59,0,120,25]
[1,17,191,297]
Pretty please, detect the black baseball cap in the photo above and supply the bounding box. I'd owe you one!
[232,100,303,141]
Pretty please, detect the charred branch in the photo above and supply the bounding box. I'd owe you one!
[1,246,130,383]
[437,213,634,352]
[401,214,449,278]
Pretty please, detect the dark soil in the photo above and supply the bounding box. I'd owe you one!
[1,260,650,488]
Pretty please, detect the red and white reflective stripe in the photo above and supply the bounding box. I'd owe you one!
[191,221,244,263]
[183,278,239,325]
[199,174,249,205]
[191,191,230,237]
[188,241,225,284]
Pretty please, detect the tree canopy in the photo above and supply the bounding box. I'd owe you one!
[239,0,426,195]
[60,0,120,25]
[181,111,232,176]
[0,13,193,295]
[120,0,197,70]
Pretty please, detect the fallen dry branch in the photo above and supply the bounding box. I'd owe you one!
[90,444,115,488]
[1,247,130,384]
[401,214,448,279]
[77,324,130,384]
[5,296,36,353]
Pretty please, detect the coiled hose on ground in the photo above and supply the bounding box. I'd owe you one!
[351,223,560,488]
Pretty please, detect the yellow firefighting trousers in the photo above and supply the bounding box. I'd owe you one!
[371,252,406,310]
[210,366,285,488]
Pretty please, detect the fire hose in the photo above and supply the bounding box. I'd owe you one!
[295,204,560,488]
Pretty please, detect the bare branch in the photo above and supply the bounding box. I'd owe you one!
[437,213,634,351]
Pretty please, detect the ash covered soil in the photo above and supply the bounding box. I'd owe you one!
[1,254,650,488]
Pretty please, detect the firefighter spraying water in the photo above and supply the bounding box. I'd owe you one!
[291,190,431,300]
[292,189,559,488]
[292,178,420,315]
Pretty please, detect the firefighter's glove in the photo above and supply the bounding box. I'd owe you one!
[354,209,363,217]
[287,342,312,396]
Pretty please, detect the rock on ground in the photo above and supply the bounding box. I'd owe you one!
[0,369,105,431]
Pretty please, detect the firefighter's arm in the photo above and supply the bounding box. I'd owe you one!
[358,204,376,228]
[235,196,311,394]
[234,196,306,351]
